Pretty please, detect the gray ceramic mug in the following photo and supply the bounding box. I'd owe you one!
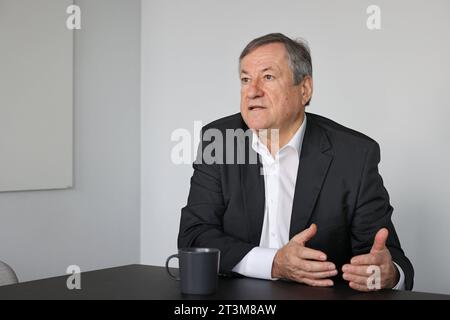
[166,248,220,295]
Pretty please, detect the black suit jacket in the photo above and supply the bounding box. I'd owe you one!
[178,112,414,290]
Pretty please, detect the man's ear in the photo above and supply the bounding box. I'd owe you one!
[300,76,313,106]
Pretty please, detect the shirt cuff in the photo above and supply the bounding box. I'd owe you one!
[232,247,278,280]
[392,261,405,290]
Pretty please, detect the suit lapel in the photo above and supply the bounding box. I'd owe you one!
[289,116,334,239]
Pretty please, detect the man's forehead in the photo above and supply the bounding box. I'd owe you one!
[240,43,287,73]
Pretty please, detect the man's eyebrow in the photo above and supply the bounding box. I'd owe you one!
[240,67,277,75]
[261,67,276,72]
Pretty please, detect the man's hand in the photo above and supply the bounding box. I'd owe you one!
[271,224,337,286]
[342,228,399,291]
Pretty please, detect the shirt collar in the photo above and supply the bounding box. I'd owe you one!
[251,114,307,158]
[283,115,307,156]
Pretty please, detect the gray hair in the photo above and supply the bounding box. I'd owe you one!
[239,33,313,105]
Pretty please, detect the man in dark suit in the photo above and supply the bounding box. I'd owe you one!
[178,33,414,291]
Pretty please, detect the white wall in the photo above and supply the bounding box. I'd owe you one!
[141,0,450,294]
[0,0,141,282]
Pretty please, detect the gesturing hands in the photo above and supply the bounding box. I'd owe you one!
[271,225,399,290]
[342,228,399,291]
[271,224,338,286]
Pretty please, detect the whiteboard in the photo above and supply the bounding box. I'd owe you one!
[0,0,73,192]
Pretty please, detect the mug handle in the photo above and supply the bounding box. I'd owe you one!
[165,254,180,280]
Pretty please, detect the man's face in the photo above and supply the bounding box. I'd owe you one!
[239,42,306,131]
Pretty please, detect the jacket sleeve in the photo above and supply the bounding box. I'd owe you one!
[177,129,256,274]
[351,141,414,290]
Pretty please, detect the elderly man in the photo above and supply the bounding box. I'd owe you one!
[178,33,414,291]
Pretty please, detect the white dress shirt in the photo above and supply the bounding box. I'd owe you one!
[232,115,405,290]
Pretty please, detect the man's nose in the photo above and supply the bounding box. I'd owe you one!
[247,80,264,99]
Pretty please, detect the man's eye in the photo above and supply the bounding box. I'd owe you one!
[241,77,250,84]
[264,74,274,80]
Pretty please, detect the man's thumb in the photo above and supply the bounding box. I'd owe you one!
[371,228,389,253]
[292,223,317,245]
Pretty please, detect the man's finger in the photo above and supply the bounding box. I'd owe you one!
[298,246,328,261]
[343,272,368,286]
[301,277,334,287]
[350,253,381,266]
[302,269,338,280]
[371,228,389,253]
[342,264,375,277]
[298,259,336,273]
[292,223,317,245]
[349,281,371,292]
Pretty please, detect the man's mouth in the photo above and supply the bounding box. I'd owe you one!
[248,106,265,111]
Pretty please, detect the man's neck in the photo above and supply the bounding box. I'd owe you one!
[257,113,305,156]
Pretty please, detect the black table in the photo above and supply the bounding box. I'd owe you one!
[0,264,448,300]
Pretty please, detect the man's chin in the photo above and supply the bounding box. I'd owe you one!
[247,123,269,131]
[242,117,270,131]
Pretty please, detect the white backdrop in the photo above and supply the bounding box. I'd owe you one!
[141,0,450,294]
